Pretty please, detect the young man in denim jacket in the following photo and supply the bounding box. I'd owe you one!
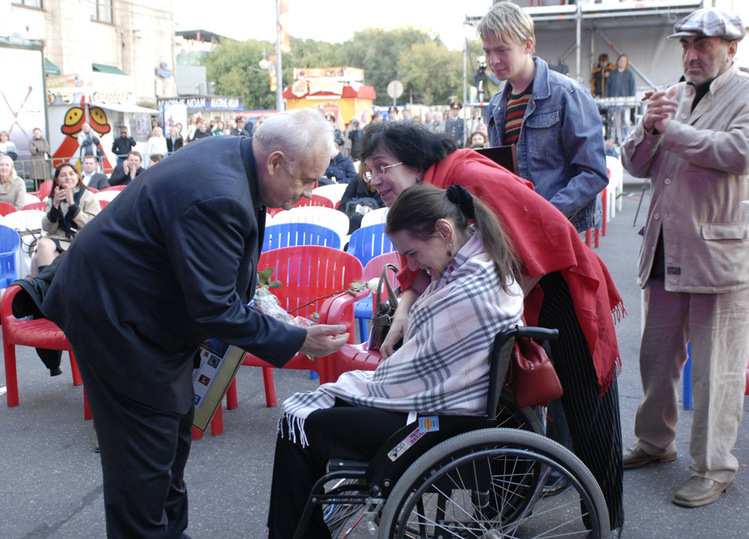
[478,2,608,233]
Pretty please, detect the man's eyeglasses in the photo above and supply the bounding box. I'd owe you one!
[363,162,403,183]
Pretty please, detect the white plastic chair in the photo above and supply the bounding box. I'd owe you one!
[606,155,624,220]
[360,207,389,228]
[271,206,350,248]
[21,193,42,206]
[312,184,348,207]
[94,190,121,203]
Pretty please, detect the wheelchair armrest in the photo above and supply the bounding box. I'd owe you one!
[327,458,370,473]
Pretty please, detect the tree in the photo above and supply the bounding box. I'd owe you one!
[397,41,463,105]
[203,39,277,110]
[341,28,436,106]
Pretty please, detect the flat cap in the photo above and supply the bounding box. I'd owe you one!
[668,8,745,42]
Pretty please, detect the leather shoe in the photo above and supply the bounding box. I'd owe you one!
[622,444,676,470]
[672,476,733,508]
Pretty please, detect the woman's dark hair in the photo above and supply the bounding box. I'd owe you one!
[360,122,458,172]
[54,162,85,190]
[386,184,518,292]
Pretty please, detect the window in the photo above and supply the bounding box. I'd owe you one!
[11,0,43,8]
[92,0,112,23]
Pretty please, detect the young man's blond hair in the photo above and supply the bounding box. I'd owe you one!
[477,1,536,53]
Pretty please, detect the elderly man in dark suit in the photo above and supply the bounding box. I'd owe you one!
[42,108,348,538]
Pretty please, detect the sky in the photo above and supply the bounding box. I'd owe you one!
[175,0,494,52]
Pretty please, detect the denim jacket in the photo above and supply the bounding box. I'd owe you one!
[486,57,608,232]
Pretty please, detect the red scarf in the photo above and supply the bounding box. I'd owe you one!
[398,149,624,394]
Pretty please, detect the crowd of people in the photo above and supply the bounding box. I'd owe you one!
[2,3,746,539]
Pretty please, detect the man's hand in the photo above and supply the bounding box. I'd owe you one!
[122,161,131,175]
[298,324,349,357]
[642,86,679,134]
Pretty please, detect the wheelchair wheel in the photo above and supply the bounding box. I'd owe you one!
[378,428,609,539]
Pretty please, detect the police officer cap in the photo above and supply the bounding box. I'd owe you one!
[668,8,745,42]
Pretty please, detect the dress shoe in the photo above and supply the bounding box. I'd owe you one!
[542,470,570,497]
[672,476,733,508]
[49,366,62,377]
[622,444,676,470]
[611,526,622,538]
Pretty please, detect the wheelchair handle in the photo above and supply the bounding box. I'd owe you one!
[515,326,559,342]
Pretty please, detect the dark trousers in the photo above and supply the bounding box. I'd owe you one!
[74,346,193,539]
[538,271,624,530]
[268,403,408,539]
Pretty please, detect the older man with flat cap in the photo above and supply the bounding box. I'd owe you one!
[621,7,749,508]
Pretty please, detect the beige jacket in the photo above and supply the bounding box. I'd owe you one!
[42,187,99,247]
[622,64,749,293]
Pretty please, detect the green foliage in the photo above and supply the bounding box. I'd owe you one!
[202,29,478,109]
[397,41,464,106]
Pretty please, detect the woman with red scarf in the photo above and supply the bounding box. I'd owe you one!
[359,121,625,532]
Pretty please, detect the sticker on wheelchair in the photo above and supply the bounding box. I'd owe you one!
[388,416,440,462]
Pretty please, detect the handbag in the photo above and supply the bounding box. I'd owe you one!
[367,263,401,351]
[507,336,563,408]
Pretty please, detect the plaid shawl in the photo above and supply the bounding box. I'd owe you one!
[280,235,524,446]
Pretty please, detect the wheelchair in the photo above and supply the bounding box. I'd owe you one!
[295,326,610,538]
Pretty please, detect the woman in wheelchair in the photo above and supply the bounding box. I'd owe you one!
[268,184,524,539]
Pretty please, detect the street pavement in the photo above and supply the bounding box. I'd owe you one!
[1,176,747,538]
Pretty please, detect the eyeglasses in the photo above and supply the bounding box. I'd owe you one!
[363,162,403,183]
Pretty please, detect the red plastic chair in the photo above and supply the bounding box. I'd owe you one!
[98,199,110,209]
[0,201,17,216]
[101,185,127,192]
[1,285,91,420]
[20,202,46,211]
[242,245,363,406]
[267,194,335,217]
[30,180,53,201]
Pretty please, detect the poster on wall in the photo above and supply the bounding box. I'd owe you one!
[0,45,47,160]
[163,103,188,140]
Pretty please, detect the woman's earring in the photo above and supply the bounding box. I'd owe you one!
[447,244,453,258]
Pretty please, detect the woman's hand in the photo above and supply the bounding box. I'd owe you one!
[380,308,408,359]
[52,186,64,209]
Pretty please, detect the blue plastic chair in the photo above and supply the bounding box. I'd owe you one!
[346,224,397,341]
[262,222,341,252]
[683,342,692,410]
[354,251,401,343]
[0,225,21,288]
[346,223,394,267]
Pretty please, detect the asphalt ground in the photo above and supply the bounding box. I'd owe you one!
[1,176,747,538]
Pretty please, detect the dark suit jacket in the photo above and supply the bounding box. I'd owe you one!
[85,172,110,190]
[109,164,145,186]
[166,137,184,153]
[43,136,307,413]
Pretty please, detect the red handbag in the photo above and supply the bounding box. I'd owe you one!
[507,336,563,408]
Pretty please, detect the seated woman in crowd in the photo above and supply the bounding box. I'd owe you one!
[358,121,625,532]
[0,153,27,209]
[338,162,385,233]
[31,162,99,276]
[268,183,523,539]
[0,130,18,161]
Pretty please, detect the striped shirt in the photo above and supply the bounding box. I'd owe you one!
[504,84,533,145]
